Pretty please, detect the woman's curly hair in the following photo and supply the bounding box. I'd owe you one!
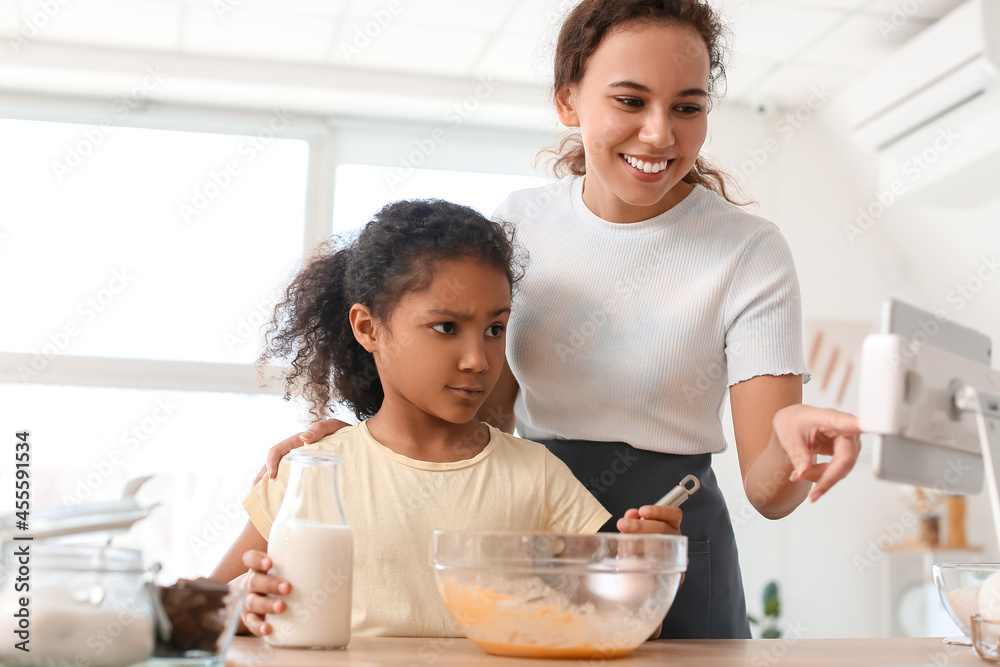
[259,199,524,421]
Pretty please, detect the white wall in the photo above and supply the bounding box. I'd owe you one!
[703,98,1000,637]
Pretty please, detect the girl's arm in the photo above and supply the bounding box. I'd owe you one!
[210,520,290,636]
[475,358,519,433]
[731,374,862,519]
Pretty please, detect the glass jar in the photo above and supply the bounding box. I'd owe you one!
[0,543,154,667]
[266,449,353,649]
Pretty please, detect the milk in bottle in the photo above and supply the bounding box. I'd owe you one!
[266,449,353,649]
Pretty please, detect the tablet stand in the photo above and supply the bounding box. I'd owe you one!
[954,384,1000,554]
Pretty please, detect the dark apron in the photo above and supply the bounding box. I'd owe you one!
[538,438,752,640]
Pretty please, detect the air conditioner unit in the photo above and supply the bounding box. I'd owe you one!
[849,0,1000,152]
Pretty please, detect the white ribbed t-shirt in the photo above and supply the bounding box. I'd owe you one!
[495,176,809,455]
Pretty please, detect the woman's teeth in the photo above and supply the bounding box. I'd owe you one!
[623,154,669,174]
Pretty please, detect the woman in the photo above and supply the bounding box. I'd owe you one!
[255,0,862,639]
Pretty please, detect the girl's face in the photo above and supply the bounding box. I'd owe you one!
[556,22,711,223]
[364,257,511,427]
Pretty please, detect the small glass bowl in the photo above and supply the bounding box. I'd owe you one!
[972,614,1000,662]
[151,582,245,666]
[933,563,1000,641]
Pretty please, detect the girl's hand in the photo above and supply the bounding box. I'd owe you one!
[616,505,682,535]
[773,404,862,503]
[252,419,350,486]
[618,505,686,635]
[237,550,291,636]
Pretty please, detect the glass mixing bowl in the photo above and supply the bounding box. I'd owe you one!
[431,531,687,659]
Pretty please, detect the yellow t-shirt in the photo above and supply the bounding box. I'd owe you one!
[242,421,610,638]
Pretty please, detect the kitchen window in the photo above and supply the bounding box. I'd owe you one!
[0,110,552,580]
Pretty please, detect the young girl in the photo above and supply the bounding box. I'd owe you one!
[212,199,681,638]
[256,0,863,639]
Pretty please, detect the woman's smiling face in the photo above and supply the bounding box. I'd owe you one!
[556,21,711,223]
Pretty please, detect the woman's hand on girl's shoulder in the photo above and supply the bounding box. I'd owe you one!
[616,505,682,535]
[252,419,351,486]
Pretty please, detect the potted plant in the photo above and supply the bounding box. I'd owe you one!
[748,581,781,638]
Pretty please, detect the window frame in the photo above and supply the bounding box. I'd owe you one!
[0,93,555,395]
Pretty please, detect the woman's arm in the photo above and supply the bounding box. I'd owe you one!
[731,375,863,519]
[731,374,809,520]
[476,358,519,433]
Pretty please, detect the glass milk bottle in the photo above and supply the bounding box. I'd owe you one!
[266,449,353,649]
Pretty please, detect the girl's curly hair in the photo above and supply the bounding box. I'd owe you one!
[259,199,524,421]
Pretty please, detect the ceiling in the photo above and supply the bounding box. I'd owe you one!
[0,0,969,125]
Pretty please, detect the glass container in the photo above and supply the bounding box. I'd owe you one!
[266,449,353,649]
[0,543,154,667]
